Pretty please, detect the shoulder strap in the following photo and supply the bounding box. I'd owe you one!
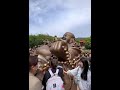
[55,69,59,75]
[57,65,63,68]
[48,68,59,77]
[48,68,54,77]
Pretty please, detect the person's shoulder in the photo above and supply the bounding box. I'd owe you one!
[30,74,40,82]
[44,70,50,76]
[57,67,63,72]
[29,73,37,80]
[57,68,63,77]
[57,65,63,69]
[33,78,42,90]
[87,70,91,78]
[78,66,83,70]
[88,70,91,75]
[29,74,41,88]
[57,67,63,70]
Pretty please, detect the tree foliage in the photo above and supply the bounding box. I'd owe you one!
[76,37,91,49]
[29,34,54,48]
[29,34,91,50]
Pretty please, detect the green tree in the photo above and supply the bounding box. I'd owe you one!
[29,34,54,48]
[84,37,91,49]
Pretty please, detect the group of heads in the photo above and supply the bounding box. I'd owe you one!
[29,53,90,76]
[29,32,90,77]
[29,54,58,74]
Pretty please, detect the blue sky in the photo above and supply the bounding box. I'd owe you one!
[29,0,91,38]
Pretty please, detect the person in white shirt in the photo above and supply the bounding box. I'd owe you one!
[64,57,91,90]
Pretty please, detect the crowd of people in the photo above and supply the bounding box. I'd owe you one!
[29,52,91,90]
[29,33,91,90]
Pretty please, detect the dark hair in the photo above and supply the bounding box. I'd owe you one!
[89,57,91,62]
[89,57,91,71]
[80,57,89,80]
[50,54,58,69]
[29,55,38,71]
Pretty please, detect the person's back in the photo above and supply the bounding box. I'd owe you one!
[65,57,91,90]
[42,54,64,90]
[29,72,42,90]
[29,55,42,90]
[46,68,64,90]
[77,68,91,90]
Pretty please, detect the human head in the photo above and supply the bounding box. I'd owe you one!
[29,55,38,75]
[50,54,58,69]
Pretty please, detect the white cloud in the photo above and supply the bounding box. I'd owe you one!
[29,0,91,37]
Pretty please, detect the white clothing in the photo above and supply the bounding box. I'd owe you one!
[67,66,91,90]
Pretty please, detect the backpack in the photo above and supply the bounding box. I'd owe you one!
[46,68,64,90]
